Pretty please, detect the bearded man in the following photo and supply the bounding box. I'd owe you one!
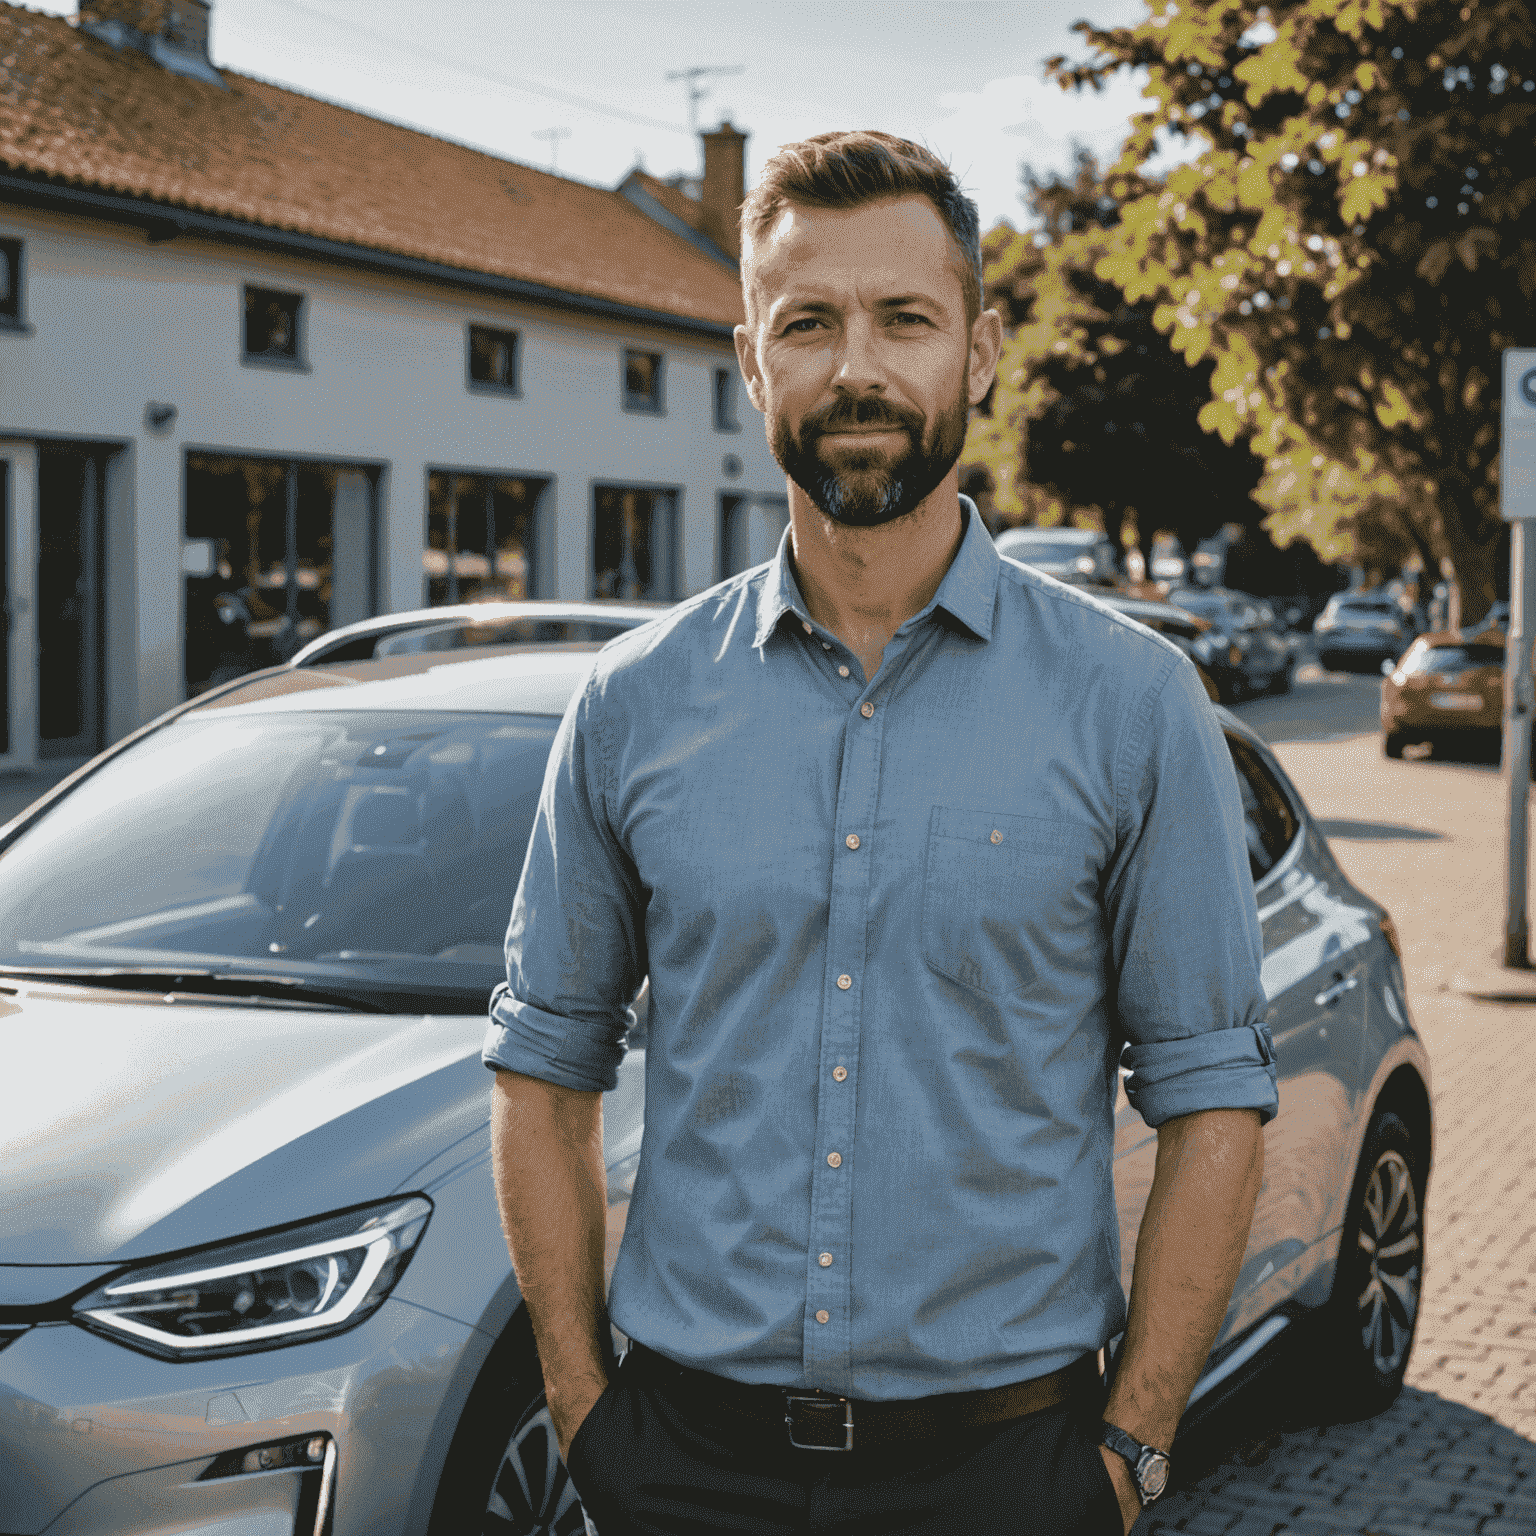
[483,131,1277,1536]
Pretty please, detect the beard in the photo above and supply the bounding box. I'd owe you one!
[770,385,970,529]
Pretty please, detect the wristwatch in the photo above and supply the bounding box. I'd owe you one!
[1099,1421,1173,1507]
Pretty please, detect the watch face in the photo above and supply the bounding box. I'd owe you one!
[1138,1450,1172,1500]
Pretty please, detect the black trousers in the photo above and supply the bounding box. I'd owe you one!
[566,1347,1124,1536]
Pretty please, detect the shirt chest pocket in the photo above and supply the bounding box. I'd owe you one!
[921,807,1099,1000]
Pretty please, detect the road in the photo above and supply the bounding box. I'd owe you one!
[1143,662,1536,1536]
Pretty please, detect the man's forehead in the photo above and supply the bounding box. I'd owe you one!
[744,196,965,313]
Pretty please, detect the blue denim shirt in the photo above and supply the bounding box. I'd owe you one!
[483,499,1276,1399]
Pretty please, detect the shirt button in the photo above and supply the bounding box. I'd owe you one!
[815,1309,830,1324]
[838,665,850,678]
[860,701,875,718]
[822,642,832,650]
[827,1151,842,1168]
[836,974,852,990]
[990,829,1003,845]
[819,1252,834,1267]
[802,621,813,634]
[844,833,860,850]
[832,1066,848,1082]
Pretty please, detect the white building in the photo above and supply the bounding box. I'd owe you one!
[0,0,785,771]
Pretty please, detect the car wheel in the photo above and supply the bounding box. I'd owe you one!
[428,1321,588,1536]
[1315,1109,1425,1420]
[1383,731,1406,760]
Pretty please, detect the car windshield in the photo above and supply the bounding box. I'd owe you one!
[1406,644,1503,674]
[1336,599,1396,614]
[0,709,559,1012]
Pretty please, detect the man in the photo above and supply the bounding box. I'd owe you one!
[484,131,1277,1535]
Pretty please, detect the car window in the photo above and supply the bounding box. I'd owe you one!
[1406,644,1502,672]
[1225,735,1300,884]
[376,617,634,656]
[0,709,560,1009]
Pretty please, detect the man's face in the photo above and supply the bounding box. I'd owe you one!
[735,196,991,529]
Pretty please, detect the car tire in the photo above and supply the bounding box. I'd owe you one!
[1312,1108,1426,1422]
[427,1316,589,1536]
[1383,731,1406,760]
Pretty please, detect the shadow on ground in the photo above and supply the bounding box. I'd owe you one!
[1151,1366,1536,1534]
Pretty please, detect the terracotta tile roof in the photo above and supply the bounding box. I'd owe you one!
[0,3,745,328]
[631,171,706,233]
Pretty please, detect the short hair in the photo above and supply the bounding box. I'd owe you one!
[739,130,983,327]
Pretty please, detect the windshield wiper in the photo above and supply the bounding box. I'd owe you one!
[0,966,385,1013]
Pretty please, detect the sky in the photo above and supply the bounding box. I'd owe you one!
[32,0,1170,231]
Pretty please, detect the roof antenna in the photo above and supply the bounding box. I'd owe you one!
[665,65,744,136]
[533,126,571,172]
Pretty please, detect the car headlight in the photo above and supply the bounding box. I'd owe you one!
[75,1196,431,1359]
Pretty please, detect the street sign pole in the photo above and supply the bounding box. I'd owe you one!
[1500,349,1536,967]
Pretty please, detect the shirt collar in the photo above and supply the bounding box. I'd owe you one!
[753,495,998,649]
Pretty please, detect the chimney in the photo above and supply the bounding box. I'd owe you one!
[700,121,747,261]
[78,0,222,86]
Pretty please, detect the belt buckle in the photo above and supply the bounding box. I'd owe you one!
[784,1393,854,1452]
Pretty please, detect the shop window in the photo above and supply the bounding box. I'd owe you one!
[713,367,740,431]
[0,239,22,326]
[468,325,520,394]
[623,349,664,413]
[242,286,305,366]
[719,493,789,580]
[183,454,378,694]
[593,485,679,601]
[425,472,545,606]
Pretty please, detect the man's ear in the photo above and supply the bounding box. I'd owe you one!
[734,324,767,414]
[967,307,1004,408]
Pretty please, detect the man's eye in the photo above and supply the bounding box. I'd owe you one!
[783,318,822,335]
[891,312,929,327]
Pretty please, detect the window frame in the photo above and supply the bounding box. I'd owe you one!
[621,348,666,415]
[590,480,681,601]
[465,323,523,397]
[712,366,741,432]
[0,237,28,332]
[1225,731,1303,892]
[240,284,310,373]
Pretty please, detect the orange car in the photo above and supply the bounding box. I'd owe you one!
[1380,628,1504,758]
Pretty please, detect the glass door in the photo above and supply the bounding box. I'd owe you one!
[0,442,38,769]
[37,448,105,761]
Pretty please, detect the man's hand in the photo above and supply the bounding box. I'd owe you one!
[1102,1108,1265,1521]
[1098,1445,1141,1533]
[490,1071,613,1467]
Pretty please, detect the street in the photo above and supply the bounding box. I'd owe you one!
[1146,664,1536,1536]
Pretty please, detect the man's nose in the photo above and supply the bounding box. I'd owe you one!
[831,315,885,394]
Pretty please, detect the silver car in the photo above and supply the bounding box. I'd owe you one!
[0,646,1430,1535]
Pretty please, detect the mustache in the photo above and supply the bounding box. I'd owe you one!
[800,396,926,438]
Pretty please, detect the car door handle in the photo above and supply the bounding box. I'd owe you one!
[1315,974,1358,1007]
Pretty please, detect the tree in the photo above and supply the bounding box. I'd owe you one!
[963,151,1268,560]
[1053,0,1536,626]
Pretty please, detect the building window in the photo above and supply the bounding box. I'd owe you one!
[0,239,23,327]
[622,349,664,413]
[593,485,679,600]
[425,472,545,606]
[242,286,305,366]
[720,493,789,579]
[713,367,741,431]
[468,325,520,394]
[183,454,379,694]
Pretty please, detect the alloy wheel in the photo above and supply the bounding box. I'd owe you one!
[1354,1148,1421,1376]
[484,1398,587,1536]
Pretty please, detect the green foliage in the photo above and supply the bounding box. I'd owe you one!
[1045,0,1536,623]
[963,152,1267,558]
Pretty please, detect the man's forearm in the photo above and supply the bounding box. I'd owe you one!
[1106,1107,1265,1450]
[490,1070,611,1457]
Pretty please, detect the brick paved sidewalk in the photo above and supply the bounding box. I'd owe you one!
[1137,697,1536,1535]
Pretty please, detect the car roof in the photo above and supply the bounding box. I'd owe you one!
[288,599,670,667]
[191,644,601,719]
[996,526,1103,545]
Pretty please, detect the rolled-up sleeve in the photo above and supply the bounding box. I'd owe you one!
[482,666,646,1093]
[1105,654,1279,1128]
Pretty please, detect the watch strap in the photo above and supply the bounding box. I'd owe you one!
[1099,1421,1172,1506]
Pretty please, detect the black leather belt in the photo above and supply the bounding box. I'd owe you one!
[625,1343,1101,1452]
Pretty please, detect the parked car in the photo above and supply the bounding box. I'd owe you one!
[1314,593,1409,671]
[994,525,1121,587]
[289,598,671,668]
[1168,587,1294,702]
[1380,628,1506,759]
[0,644,1430,1536]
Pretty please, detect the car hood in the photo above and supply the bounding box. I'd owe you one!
[0,983,493,1266]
